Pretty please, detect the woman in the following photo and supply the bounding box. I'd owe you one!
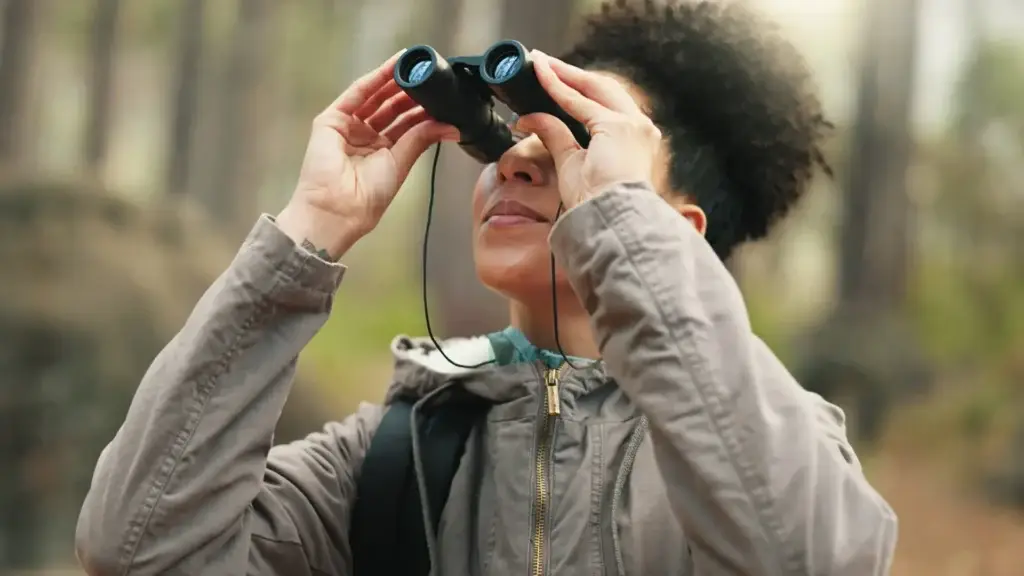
[76,1,896,574]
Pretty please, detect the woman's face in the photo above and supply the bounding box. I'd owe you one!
[471,72,684,303]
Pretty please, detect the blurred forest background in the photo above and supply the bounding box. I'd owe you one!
[0,0,1022,573]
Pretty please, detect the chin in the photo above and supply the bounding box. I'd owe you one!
[473,233,562,301]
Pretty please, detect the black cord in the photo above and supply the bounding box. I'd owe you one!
[550,202,579,370]
[422,143,494,369]
[422,142,578,371]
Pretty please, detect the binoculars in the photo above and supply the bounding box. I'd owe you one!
[394,40,591,163]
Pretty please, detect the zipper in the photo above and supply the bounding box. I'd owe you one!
[531,362,566,576]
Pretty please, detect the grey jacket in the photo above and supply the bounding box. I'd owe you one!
[75,183,897,576]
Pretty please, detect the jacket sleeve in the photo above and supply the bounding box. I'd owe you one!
[75,215,383,576]
[549,183,897,576]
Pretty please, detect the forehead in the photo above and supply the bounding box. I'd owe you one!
[591,70,655,116]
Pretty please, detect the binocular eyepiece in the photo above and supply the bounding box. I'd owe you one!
[394,40,591,164]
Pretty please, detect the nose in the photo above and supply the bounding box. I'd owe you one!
[495,135,551,186]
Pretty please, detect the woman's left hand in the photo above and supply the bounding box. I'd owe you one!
[516,50,663,209]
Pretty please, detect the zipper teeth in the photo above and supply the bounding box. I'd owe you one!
[531,363,566,576]
[531,415,551,576]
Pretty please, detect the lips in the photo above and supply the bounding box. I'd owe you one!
[483,199,549,225]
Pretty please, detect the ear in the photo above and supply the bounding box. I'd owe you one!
[666,195,707,236]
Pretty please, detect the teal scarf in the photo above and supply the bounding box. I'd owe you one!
[485,326,592,369]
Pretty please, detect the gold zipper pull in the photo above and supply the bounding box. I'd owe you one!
[545,368,561,416]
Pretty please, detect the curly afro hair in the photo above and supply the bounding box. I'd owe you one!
[561,0,832,260]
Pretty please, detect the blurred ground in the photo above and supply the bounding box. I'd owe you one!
[872,385,1024,576]
[878,457,1024,575]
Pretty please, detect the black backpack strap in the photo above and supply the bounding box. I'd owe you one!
[350,390,488,576]
[350,400,414,576]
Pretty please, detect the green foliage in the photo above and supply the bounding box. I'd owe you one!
[958,382,1010,441]
[300,196,430,402]
[888,37,1024,472]
[48,0,93,48]
[954,40,1024,129]
[120,0,180,49]
[305,280,427,374]
[912,43,1024,373]
[912,37,1024,366]
[911,263,996,363]
[299,278,427,408]
[743,284,798,364]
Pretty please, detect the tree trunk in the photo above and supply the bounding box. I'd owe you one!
[207,0,276,237]
[338,0,413,86]
[798,0,925,446]
[0,5,46,564]
[82,0,121,177]
[166,0,204,197]
[837,0,920,311]
[0,0,41,166]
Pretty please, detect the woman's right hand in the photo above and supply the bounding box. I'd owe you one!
[276,50,460,259]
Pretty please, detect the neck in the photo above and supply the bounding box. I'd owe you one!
[508,291,600,360]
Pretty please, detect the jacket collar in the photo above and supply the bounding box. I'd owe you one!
[386,334,607,405]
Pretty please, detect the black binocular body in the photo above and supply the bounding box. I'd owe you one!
[394,40,591,163]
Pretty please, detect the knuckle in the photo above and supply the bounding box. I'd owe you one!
[589,114,613,131]
[638,117,662,140]
[596,75,620,92]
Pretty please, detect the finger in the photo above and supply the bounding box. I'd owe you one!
[390,120,462,181]
[329,49,405,115]
[353,79,402,119]
[380,106,431,143]
[366,92,419,133]
[531,55,608,127]
[384,107,459,146]
[538,51,641,115]
[517,113,579,167]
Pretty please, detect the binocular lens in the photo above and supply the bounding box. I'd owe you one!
[483,43,524,84]
[492,55,520,82]
[407,60,433,84]
[396,48,436,87]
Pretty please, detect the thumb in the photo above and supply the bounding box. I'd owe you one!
[391,121,460,178]
[517,113,579,165]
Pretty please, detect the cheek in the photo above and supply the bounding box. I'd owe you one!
[471,165,499,222]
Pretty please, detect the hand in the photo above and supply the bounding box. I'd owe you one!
[277,50,460,258]
[516,51,662,209]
